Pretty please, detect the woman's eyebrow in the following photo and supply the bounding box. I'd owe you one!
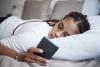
[58,21,64,29]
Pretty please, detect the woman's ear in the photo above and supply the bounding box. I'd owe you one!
[45,19,59,26]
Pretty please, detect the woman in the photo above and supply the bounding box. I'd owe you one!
[0,12,90,65]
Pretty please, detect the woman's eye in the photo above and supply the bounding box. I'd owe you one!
[63,32,67,37]
[58,22,64,30]
[62,32,69,37]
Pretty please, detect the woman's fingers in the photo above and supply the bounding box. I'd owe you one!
[26,53,49,63]
[23,51,49,65]
[28,48,43,53]
[25,57,35,63]
[25,53,34,60]
[24,48,49,65]
[33,55,49,63]
[35,61,48,66]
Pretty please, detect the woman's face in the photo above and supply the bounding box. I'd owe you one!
[48,18,80,39]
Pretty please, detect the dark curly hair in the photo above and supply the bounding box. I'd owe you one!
[63,11,90,33]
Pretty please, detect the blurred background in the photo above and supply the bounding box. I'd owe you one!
[0,0,100,20]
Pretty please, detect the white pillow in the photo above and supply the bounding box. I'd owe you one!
[51,16,100,61]
[82,0,99,16]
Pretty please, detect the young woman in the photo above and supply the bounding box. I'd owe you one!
[0,12,90,65]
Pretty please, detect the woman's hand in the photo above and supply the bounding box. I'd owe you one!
[0,45,49,65]
[19,48,49,66]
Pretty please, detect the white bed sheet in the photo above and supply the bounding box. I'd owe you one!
[0,56,100,67]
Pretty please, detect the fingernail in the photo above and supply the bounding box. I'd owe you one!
[40,49,43,53]
[46,60,49,63]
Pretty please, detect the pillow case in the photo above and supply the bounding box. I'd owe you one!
[51,16,100,61]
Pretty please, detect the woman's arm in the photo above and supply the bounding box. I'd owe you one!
[0,44,17,59]
[0,44,49,65]
[0,31,49,65]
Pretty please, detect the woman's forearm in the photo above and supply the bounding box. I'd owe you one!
[0,44,17,59]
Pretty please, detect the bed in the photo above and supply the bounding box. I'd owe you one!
[0,0,100,67]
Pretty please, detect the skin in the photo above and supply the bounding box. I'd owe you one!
[48,17,80,39]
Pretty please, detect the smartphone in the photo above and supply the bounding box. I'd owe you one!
[34,37,59,59]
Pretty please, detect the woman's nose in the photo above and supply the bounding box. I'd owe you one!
[56,31,64,37]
